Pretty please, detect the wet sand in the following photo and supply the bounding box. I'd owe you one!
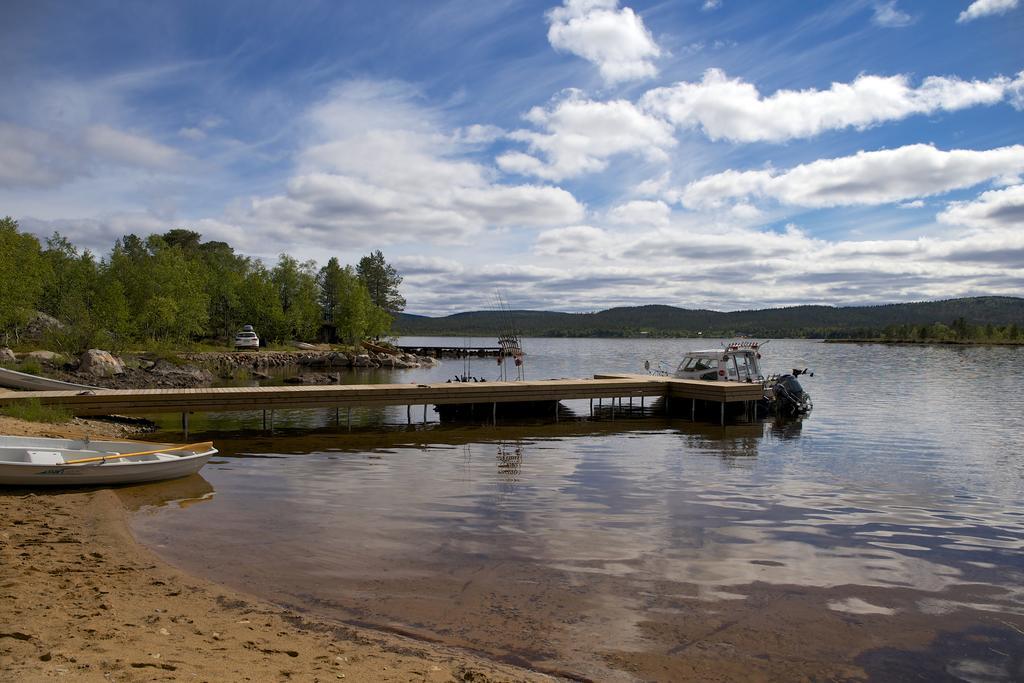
[0,416,553,682]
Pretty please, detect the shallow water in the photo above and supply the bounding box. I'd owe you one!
[129,339,1024,681]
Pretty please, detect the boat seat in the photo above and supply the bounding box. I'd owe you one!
[27,451,66,465]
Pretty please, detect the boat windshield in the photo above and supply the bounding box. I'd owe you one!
[679,356,718,372]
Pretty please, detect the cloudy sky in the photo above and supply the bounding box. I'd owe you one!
[1,0,1022,314]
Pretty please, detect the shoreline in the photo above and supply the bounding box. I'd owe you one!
[0,416,554,682]
[822,338,1024,346]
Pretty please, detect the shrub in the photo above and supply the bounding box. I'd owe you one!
[1,398,72,424]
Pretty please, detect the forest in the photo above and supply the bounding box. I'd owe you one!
[0,217,404,352]
[396,298,1024,342]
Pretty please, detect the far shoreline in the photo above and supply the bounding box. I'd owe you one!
[822,338,1024,346]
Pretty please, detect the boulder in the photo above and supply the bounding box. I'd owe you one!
[79,349,126,377]
[148,359,214,384]
[0,347,15,364]
[24,350,64,365]
[23,312,65,341]
[351,354,376,367]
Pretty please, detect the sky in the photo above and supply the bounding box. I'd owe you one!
[1,0,1022,315]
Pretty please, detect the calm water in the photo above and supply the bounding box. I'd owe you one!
[129,339,1024,681]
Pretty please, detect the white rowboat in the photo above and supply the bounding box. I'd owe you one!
[0,437,216,486]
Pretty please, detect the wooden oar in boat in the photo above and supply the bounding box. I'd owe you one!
[64,442,214,465]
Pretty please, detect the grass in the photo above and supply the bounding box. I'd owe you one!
[18,358,44,375]
[1,398,73,424]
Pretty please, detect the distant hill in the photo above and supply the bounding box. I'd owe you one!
[394,296,1024,339]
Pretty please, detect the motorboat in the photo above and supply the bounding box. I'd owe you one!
[647,341,813,415]
[0,437,216,486]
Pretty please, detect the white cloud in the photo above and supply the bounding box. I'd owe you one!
[680,144,1024,209]
[534,224,617,258]
[898,200,925,209]
[872,1,914,27]
[608,199,671,227]
[633,172,671,197]
[453,124,505,144]
[0,121,186,189]
[0,124,82,188]
[83,125,184,169]
[641,68,1023,143]
[211,82,585,251]
[497,91,675,180]
[958,0,1019,23]
[546,0,662,84]
[702,0,722,10]
[938,184,1024,229]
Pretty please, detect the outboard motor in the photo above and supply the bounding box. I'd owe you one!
[773,374,812,415]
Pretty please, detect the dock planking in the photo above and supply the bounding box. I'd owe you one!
[0,375,763,417]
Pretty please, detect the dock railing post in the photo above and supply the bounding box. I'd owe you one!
[182,412,189,439]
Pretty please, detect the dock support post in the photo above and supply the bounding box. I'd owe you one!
[665,395,669,416]
[270,410,275,433]
[263,409,267,430]
[720,402,725,426]
[335,407,340,427]
[182,412,189,439]
[347,407,352,431]
[407,405,411,425]
[423,404,428,424]
[641,395,645,411]
[589,398,593,417]
[554,401,559,422]
[492,402,497,425]
[611,399,615,421]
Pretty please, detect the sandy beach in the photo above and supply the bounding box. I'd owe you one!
[0,416,554,683]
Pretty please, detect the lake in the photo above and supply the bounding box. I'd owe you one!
[128,338,1024,681]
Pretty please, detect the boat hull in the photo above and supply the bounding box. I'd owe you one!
[0,437,215,486]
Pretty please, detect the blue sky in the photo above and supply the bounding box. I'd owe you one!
[1,0,1022,314]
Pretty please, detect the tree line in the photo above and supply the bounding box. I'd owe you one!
[0,217,405,352]
[395,297,1024,340]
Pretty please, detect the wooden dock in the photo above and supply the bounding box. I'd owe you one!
[0,374,764,425]
[396,344,503,358]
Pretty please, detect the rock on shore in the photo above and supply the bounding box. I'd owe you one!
[78,349,126,377]
[11,347,439,390]
[183,350,439,374]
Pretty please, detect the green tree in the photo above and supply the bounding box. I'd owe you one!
[356,250,405,314]
[238,264,286,343]
[318,257,344,324]
[323,265,391,344]
[198,241,249,340]
[272,254,321,341]
[108,234,209,342]
[0,217,45,344]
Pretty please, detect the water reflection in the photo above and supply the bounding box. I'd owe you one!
[117,473,215,512]
[131,340,1024,681]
